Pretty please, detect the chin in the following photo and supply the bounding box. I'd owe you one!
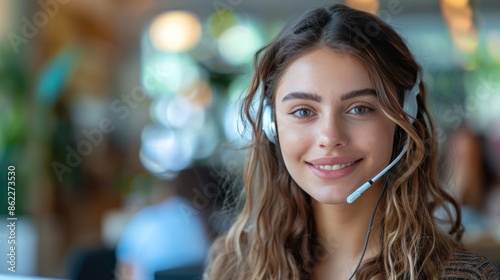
[305,181,359,202]
[309,189,350,205]
[313,197,346,205]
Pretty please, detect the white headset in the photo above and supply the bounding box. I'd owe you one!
[261,72,422,203]
[262,100,278,144]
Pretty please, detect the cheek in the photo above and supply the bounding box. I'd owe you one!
[277,122,311,163]
[279,126,302,149]
[373,124,396,161]
[356,121,395,160]
[365,125,394,145]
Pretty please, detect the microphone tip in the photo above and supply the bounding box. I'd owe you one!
[347,192,360,203]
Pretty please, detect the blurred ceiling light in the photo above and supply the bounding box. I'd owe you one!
[345,0,379,14]
[149,11,201,52]
[442,0,469,9]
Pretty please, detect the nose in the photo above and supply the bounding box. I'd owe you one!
[316,114,348,149]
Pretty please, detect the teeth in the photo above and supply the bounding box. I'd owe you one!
[314,161,357,171]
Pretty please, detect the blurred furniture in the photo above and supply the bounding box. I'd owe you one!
[69,247,116,280]
[155,264,204,280]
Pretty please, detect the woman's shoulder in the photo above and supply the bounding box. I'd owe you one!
[441,249,500,279]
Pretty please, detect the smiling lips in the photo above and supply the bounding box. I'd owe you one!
[306,158,362,179]
[313,160,358,171]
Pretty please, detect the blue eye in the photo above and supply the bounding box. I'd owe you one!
[349,105,373,115]
[291,108,314,119]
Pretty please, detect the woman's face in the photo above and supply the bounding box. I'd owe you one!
[275,47,396,204]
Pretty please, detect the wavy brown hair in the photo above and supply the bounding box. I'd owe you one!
[205,4,463,279]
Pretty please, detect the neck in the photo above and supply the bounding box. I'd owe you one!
[311,182,384,278]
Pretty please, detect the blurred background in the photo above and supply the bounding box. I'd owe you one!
[0,0,499,279]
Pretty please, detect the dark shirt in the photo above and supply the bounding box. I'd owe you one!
[442,250,500,279]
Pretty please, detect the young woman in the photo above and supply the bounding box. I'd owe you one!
[205,4,500,279]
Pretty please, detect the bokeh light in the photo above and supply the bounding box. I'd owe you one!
[451,27,479,53]
[165,96,205,130]
[183,79,213,108]
[208,9,239,39]
[150,96,172,128]
[345,0,379,14]
[140,124,194,173]
[446,11,473,32]
[151,95,205,130]
[218,23,263,66]
[141,52,200,96]
[442,0,469,9]
[441,0,478,53]
[149,11,202,52]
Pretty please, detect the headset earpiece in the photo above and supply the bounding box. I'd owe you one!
[403,72,422,124]
[262,100,277,144]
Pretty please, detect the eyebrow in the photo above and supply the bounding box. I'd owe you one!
[281,91,321,102]
[281,88,377,102]
[340,88,377,101]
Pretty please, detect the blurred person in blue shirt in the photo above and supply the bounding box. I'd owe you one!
[115,167,213,280]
